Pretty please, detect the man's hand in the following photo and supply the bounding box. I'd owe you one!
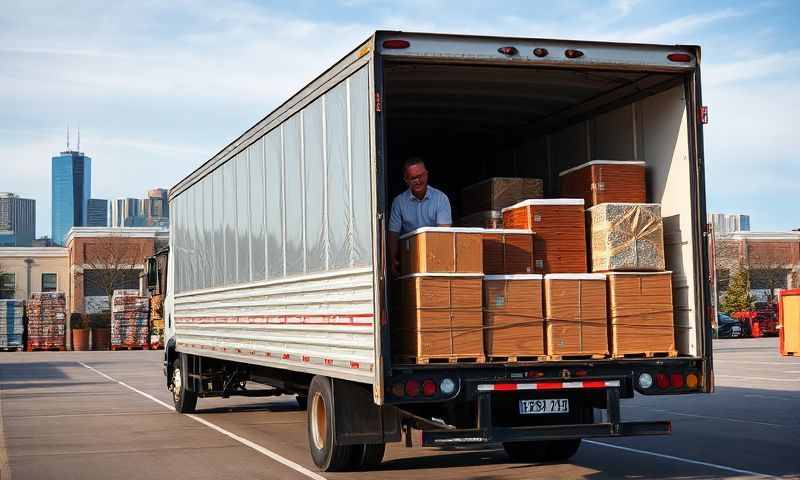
[388,232,400,277]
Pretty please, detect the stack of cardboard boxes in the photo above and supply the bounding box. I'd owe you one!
[111,290,151,349]
[393,161,677,365]
[26,292,66,351]
[0,299,24,351]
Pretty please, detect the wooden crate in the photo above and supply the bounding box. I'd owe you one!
[559,160,646,207]
[502,199,587,273]
[779,289,800,356]
[400,227,483,274]
[588,203,665,272]
[461,210,503,228]
[481,229,535,275]
[607,272,676,357]
[462,177,543,215]
[484,275,545,358]
[395,274,484,362]
[544,274,608,357]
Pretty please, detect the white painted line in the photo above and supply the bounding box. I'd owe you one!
[78,361,327,480]
[715,374,800,382]
[627,406,786,428]
[718,361,800,366]
[585,440,776,478]
[743,393,799,402]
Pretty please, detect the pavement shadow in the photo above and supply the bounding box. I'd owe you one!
[0,361,73,381]
[194,396,303,415]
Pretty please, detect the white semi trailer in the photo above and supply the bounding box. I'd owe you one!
[155,31,713,472]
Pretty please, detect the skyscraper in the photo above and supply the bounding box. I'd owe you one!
[0,193,36,246]
[110,198,140,227]
[52,150,91,246]
[87,198,109,227]
[709,213,751,234]
[146,188,169,218]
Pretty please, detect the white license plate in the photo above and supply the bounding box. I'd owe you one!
[519,398,569,415]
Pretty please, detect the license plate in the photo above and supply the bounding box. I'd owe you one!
[519,398,569,415]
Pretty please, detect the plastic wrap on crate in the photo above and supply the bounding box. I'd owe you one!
[1,300,25,348]
[589,203,665,272]
[111,290,150,346]
[26,292,66,348]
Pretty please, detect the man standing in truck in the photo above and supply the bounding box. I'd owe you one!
[388,157,452,275]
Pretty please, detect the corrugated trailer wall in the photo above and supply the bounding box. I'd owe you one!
[171,66,376,383]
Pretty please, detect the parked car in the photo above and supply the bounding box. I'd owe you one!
[717,313,743,338]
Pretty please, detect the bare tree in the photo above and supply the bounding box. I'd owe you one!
[747,245,793,304]
[78,235,146,313]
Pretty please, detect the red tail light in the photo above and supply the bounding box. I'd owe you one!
[667,53,691,63]
[533,47,548,57]
[564,49,584,59]
[670,373,685,388]
[383,39,410,49]
[655,373,670,389]
[422,379,437,396]
[405,379,420,397]
[498,46,518,55]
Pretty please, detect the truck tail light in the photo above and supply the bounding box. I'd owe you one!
[670,373,685,388]
[667,53,691,63]
[383,39,410,49]
[498,46,518,55]
[533,47,548,57]
[564,49,584,59]
[686,373,699,388]
[405,379,420,397]
[655,373,669,389]
[422,379,437,396]
[391,382,404,397]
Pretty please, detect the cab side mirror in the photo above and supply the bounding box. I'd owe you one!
[146,257,158,292]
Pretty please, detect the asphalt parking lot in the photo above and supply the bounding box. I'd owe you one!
[1,337,798,480]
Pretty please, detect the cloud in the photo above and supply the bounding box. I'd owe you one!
[626,8,746,43]
[610,0,640,17]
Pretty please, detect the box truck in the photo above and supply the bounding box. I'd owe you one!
[155,31,713,471]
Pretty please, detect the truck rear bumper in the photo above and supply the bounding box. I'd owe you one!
[421,420,671,446]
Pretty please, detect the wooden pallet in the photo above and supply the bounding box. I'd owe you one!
[0,346,23,352]
[111,344,149,351]
[395,355,486,365]
[487,355,548,363]
[612,351,678,359]
[27,345,66,352]
[546,353,608,361]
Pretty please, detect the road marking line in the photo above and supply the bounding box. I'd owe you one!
[626,407,786,428]
[715,374,800,382]
[78,362,326,480]
[743,393,799,402]
[585,440,776,478]
[718,361,800,366]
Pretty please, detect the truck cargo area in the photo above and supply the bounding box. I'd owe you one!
[383,60,704,364]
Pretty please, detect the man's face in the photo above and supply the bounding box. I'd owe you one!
[404,163,428,196]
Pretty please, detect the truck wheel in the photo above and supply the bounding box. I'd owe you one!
[352,443,386,470]
[503,438,581,463]
[171,358,197,413]
[307,376,355,471]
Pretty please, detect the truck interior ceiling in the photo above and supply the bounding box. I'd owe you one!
[383,61,701,358]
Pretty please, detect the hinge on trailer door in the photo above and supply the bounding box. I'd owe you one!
[376,92,382,112]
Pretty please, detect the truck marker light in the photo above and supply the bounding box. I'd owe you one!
[686,373,699,388]
[575,369,588,377]
[498,46,518,55]
[564,49,584,59]
[638,373,654,389]
[655,373,670,389]
[383,39,410,49]
[533,47,548,57]
[440,378,456,395]
[670,373,684,388]
[391,383,405,397]
[667,53,691,62]
[405,379,421,397]
[422,379,437,396]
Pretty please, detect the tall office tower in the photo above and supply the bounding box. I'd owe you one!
[110,198,141,227]
[52,149,91,246]
[87,198,109,227]
[146,188,169,218]
[0,193,36,246]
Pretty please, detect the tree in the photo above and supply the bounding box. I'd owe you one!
[78,235,146,314]
[747,245,792,304]
[719,265,753,315]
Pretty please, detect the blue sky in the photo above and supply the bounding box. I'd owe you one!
[1,0,798,236]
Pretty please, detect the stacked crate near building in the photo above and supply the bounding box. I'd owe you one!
[111,289,150,350]
[0,299,25,351]
[26,292,66,351]
[149,294,165,349]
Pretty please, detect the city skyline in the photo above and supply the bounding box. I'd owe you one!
[51,149,91,246]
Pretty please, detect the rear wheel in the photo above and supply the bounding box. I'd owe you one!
[351,443,386,470]
[307,376,356,471]
[170,358,197,413]
[503,438,582,463]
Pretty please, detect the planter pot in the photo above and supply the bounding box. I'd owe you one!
[72,329,90,351]
[92,328,110,351]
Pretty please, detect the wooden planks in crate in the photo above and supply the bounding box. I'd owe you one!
[559,160,646,207]
[588,203,665,272]
[395,273,484,362]
[462,177,543,215]
[461,210,503,228]
[502,199,587,273]
[400,227,483,274]
[484,275,545,358]
[607,272,676,357]
[482,229,535,275]
[544,274,608,358]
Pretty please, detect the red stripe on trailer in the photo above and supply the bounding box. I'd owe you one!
[324,358,334,366]
[350,361,360,369]
[494,383,517,391]
[536,382,564,390]
[582,380,608,389]
[478,380,620,391]
[281,353,290,360]
[302,355,310,363]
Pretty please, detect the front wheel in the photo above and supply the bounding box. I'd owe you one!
[307,376,356,471]
[503,438,582,463]
[170,358,197,413]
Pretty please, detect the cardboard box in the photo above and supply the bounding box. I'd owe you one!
[559,160,647,207]
[462,177,543,215]
[400,227,483,274]
[779,289,800,356]
[481,229,535,275]
[395,273,484,361]
[483,275,545,358]
[502,199,587,273]
[589,203,665,272]
[544,274,608,357]
[461,210,503,228]
[607,272,676,357]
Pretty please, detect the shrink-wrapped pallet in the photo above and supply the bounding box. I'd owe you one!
[460,210,503,229]
[607,272,676,357]
[111,289,150,347]
[395,273,484,363]
[544,274,608,358]
[483,275,545,359]
[0,300,25,349]
[462,177,543,215]
[26,292,66,350]
[400,227,483,275]
[559,160,646,207]
[502,199,587,273]
[481,229,535,275]
[589,203,665,272]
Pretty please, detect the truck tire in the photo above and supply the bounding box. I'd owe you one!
[352,443,386,470]
[171,358,197,413]
[307,376,355,471]
[503,438,581,463]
